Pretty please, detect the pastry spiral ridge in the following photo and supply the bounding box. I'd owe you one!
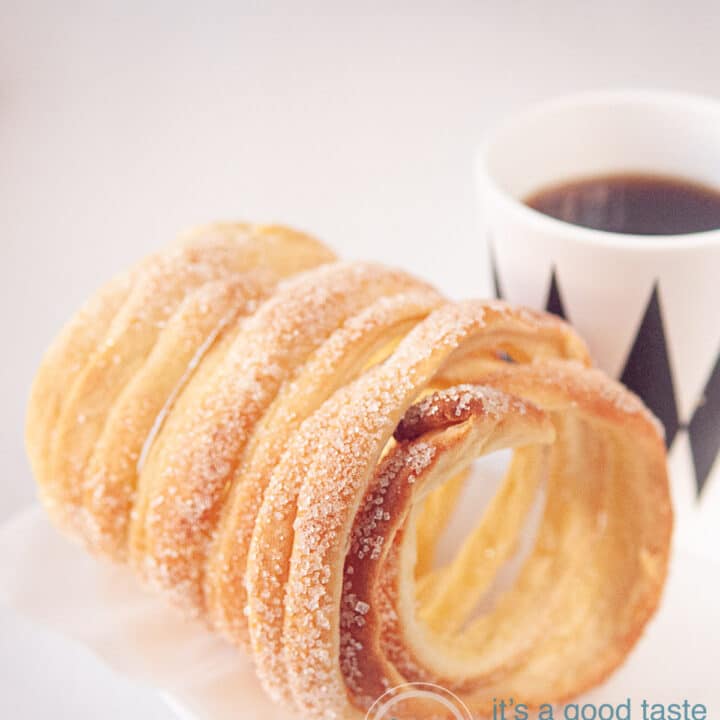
[27,223,672,720]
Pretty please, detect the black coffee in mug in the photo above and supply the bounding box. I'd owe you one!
[525,173,720,235]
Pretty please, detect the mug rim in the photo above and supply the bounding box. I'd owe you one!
[478,89,720,251]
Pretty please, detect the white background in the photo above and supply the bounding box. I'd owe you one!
[2,1,720,717]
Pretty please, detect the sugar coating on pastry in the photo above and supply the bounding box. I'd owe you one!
[26,222,672,720]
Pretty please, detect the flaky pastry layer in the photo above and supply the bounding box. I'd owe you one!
[27,223,672,720]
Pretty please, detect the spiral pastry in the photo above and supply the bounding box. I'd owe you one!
[27,223,672,719]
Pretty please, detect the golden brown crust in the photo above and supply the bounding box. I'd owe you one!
[246,300,591,713]
[204,288,445,646]
[30,225,334,540]
[26,270,135,509]
[393,385,499,442]
[27,224,672,720]
[130,261,433,615]
[83,273,275,559]
[341,366,671,717]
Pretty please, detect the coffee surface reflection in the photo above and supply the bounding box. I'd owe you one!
[525,173,720,235]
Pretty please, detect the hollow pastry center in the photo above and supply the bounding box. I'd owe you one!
[341,367,669,714]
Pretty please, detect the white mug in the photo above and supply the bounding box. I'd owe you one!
[477,90,720,558]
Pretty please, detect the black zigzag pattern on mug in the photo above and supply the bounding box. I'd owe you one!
[489,250,720,497]
[619,284,680,449]
[544,268,568,321]
[687,350,720,496]
[619,283,720,497]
